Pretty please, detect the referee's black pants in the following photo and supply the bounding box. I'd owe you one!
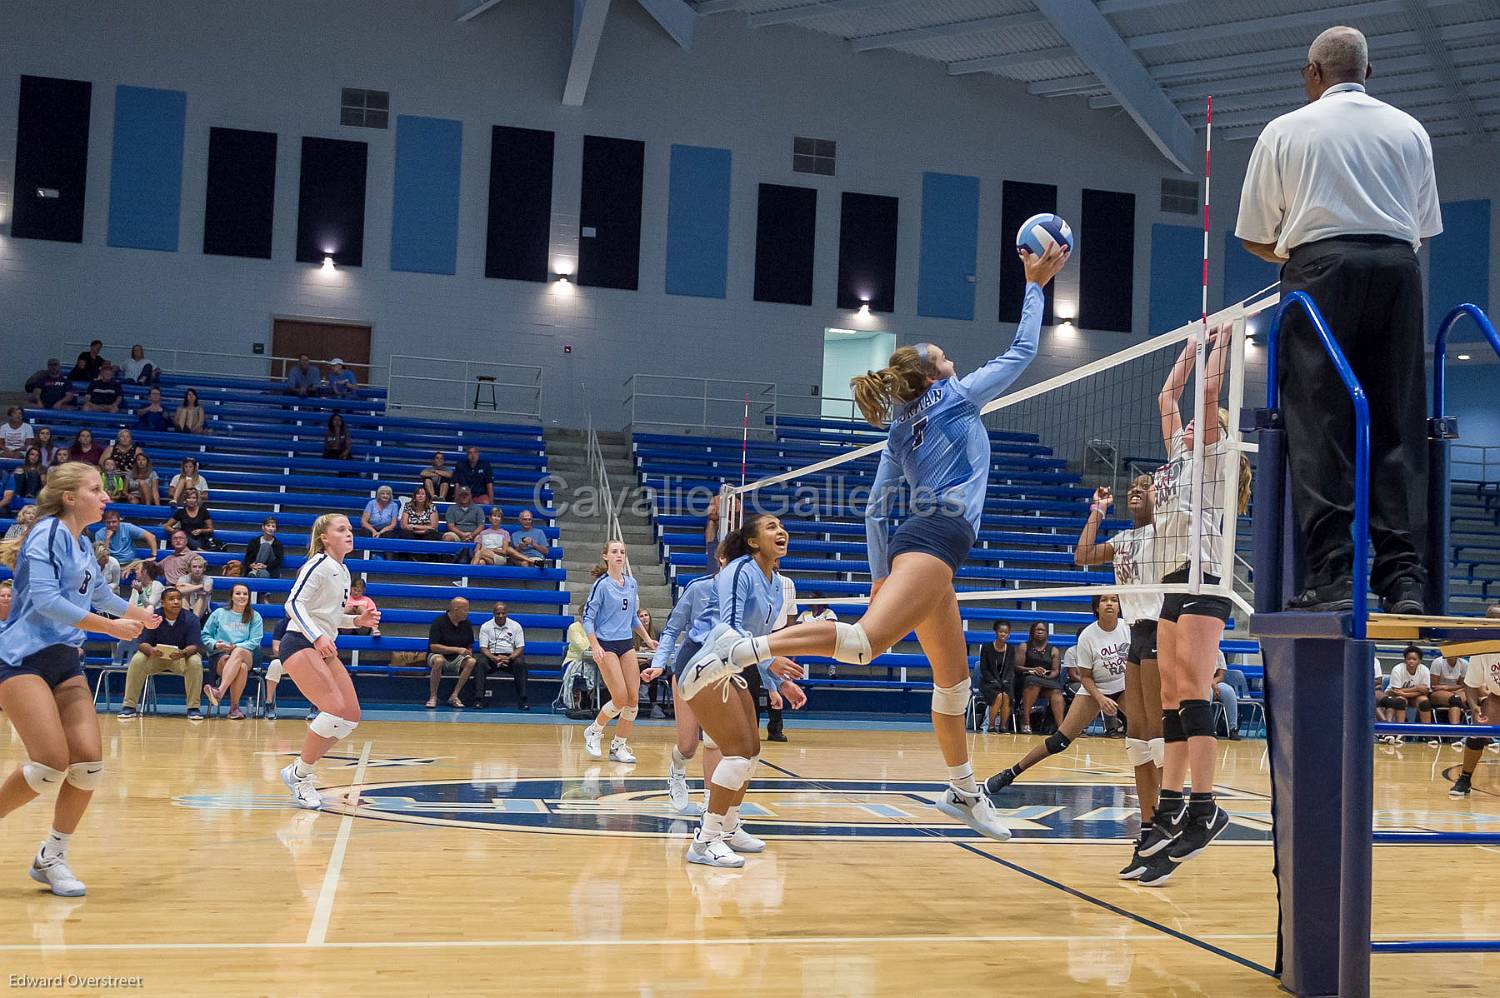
[1278,236,1427,599]
[743,665,785,737]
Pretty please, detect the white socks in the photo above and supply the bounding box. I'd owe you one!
[671,746,689,773]
[40,829,70,863]
[700,811,728,838]
[948,762,979,796]
[726,804,741,829]
[293,759,316,780]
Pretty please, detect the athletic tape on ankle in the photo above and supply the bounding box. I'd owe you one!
[65,761,104,791]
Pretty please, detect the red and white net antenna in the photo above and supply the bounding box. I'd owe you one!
[1201,95,1212,335]
[1188,95,1213,591]
[740,393,750,490]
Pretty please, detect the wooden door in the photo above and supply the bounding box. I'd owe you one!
[271,318,373,385]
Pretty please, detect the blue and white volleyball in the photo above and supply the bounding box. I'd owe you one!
[1016,213,1073,256]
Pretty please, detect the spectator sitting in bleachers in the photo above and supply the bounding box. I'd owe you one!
[1212,651,1247,740]
[509,509,550,567]
[127,452,160,506]
[119,586,204,720]
[420,451,453,500]
[478,601,528,710]
[979,620,1018,733]
[94,508,158,564]
[163,489,218,550]
[94,540,122,591]
[135,385,169,432]
[400,485,439,548]
[427,596,477,709]
[323,413,352,460]
[8,447,45,505]
[82,362,124,413]
[472,508,520,566]
[32,427,64,467]
[69,339,107,381]
[1019,621,1066,734]
[176,554,213,619]
[244,516,285,578]
[0,578,11,621]
[200,582,263,721]
[101,428,141,472]
[1,406,34,457]
[284,354,322,397]
[341,577,379,637]
[559,614,600,715]
[159,529,195,585]
[638,608,672,719]
[172,387,206,434]
[0,469,13,512]
[1378,645,1433,743]
[441,486,485,555]
[115,563,163,666]
[121,344,158,384]
[360,485,400,557]
[100,457,129,502]
[169,457,208,504]
[25,358,75,409]
[5,504,39,542]
[66,428,104,466]
[323,358,357,397]
[1427,651,1467,736]
[453,446,494,505]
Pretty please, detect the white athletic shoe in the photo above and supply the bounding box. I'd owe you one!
[30,855,86,898]
[687,833,745,869]
[280,763,323,810]
[936,786,1013,842]
[726,824,766,853]
[668,768,702,816]
[583,723,603,759]
[609,739,636,764]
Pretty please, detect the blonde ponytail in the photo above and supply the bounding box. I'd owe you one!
[851,346,934,429]
[307,512,347,557]
[1218,408,1253,516]
[0,462,100,568]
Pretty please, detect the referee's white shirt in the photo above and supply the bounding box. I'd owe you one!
[1235,83,1442,258]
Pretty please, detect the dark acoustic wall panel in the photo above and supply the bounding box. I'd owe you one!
[1079,188,1136,333]
[837,192,899,313]
[12,75,92,243]
[485,125,554,282]
[203,127,277,259]
[577,135,645,290]
[295,136,368,266]
[999,180,1056,325]
[753,183,817,306]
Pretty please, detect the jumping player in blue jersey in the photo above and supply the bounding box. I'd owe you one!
[0,462,160,896]
[685,242,1069,842]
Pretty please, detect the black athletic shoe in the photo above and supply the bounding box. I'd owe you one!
[1168,806,1229,863]
[767,731,788,743]
[1137,852,1177,888]
[1287,583,1353,613]
[1383,578,1425,616]
[1450,773,1473,799]
[1137,809,1186,857]
[983,767,1018,798]
[1119,844,1150,881]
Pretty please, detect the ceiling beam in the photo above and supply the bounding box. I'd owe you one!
[1401,0,1485,143]
[638,0,695,47]
[455,0,506,22]
[851,12,1048,52]
[948,46,1075,75]
[1221,99,1500,142]
[694,0,744,12]
[1029,72,1101,96]
[1125,0,1473,52]
[1031,0,1196,172]
[1190,83,1500,131]
[750,0,912,28]
[1095,0,1198,12]
[563,0,613,107]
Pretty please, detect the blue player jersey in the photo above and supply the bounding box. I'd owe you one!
[865,282,1046,579]
[582,572,639,642]
[654,575,716,672]
[0,516,131,665]
[686,555,784,687]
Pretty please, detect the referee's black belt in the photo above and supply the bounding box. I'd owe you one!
[1288,233,1411,257]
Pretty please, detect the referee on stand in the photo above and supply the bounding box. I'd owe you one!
[1235,25,1443,615]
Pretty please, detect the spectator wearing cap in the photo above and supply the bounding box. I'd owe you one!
[324,358,357,397]
[82,362,124,413]
[453,446,494,506]
[284,354,322,398]
[25,359,75,409]
[1,407,34,458]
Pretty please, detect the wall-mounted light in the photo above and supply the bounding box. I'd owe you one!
[321,255,335,271]
[1054,299,1078,321]
[1457,353,1472,361]
[1056,319,1076,337]
[36,187,59,199]
[553,258,575,279]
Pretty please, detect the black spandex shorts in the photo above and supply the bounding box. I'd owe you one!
[0,644,85,690]
[889,512,976,575]
[597,638,635,657]
[1159,567,1233,623]
[278,629,319,660]
[1127,619,1158,665]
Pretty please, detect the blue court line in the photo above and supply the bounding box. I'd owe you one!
[756,759,1277,980]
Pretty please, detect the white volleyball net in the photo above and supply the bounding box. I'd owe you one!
[718,286,1278,620]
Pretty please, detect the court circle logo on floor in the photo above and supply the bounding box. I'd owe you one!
[314,777,1273,843]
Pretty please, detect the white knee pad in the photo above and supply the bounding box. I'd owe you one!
[931,677,971,716]
[310,712,359,741]
[1125,738,1153,768]
[65,761,104,791]
[22,761,65,794]
[747,754,761,782]
[619,705,639,722]
[711,755,753,792]
[599,701,622,721]
[701,730,718,751]
[1149,737,1165,768]
[833,622,875,665]
[266,658,284,683]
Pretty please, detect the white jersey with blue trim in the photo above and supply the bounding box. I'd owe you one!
[0,516,131,665]
[284,552,355,643]
[865,282,1046,578]
[654,575,715,672]
[583,572,639,642]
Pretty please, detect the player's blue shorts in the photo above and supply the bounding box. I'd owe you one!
[0,644,85,690]
[671,639,702,681]
[889,512,976,575]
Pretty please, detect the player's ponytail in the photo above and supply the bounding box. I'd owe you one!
[0,462,100,567]
[718,513,775,563]
[1219,408,1253,515]
[590,540,626,578]
[851,345,935,429]
[308,512,341,557]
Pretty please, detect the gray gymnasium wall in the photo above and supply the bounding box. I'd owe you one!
[0,0,1494,441]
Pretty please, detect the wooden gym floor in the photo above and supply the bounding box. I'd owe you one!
[1,713,1497,996]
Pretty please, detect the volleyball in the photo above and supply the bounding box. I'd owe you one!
[1016,213,1073,256]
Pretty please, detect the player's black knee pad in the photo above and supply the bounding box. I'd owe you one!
[1466,737,1491,751]
[1179,700,1214,739]
[1044,731,1071,755]
[1162,709,1186,743]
